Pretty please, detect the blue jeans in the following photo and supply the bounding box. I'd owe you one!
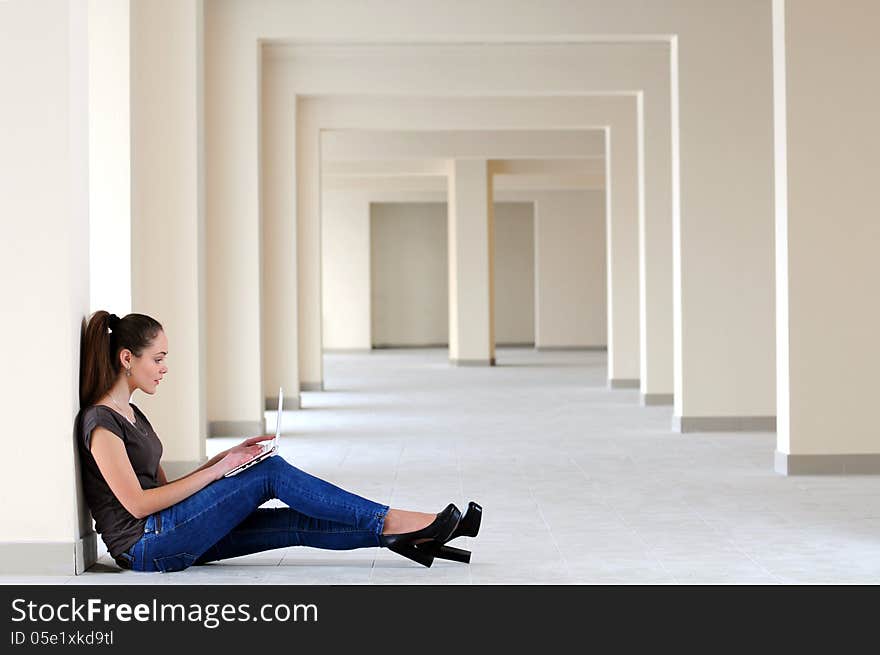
[116,456,390,573]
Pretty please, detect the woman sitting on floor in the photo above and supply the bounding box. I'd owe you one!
[76,310,481,573]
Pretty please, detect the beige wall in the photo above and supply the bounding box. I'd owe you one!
[494,203,536,346]
[774,0,880,457]
[367,201,537,349]
[371,203,449,347]
[323,190,606,350]
[0,0,93,572]
[534,190,607,348]
[322,129,605,161]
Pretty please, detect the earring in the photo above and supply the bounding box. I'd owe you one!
[125,368,132,377]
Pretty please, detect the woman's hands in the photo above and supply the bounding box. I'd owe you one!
[238,434,275,448]
[210,435,275,480]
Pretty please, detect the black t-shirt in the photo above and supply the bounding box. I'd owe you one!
[76,404,163,558]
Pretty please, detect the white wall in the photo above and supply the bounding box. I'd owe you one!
[88,0,131,315]
[0,0,93,572]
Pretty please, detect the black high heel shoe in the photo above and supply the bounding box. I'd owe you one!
[418,501,482,564]
[380,503,462,568]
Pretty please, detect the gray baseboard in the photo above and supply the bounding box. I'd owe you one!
[673,416,777,432]
[450,357,496,366]
[161,459,206,480]
[373,343,447,349]
[608,378,640,389]
[0,531,97,575]
[208,419,266,438]
[775,451,880,475]
[642,393,673,406]
[266,395,300,411]
[299,381,324,391]
[537,345,607,352]
[322,348,372,353]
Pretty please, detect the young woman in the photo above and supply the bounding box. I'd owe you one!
[76,310,481,573]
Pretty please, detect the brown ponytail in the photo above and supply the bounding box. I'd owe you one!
[79,310,163,409]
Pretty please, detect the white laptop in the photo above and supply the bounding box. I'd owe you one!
[224,388,283,478]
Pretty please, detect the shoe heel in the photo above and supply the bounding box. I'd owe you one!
[388,543,434,568]
[457,502,482,538]
[432,544,471,564]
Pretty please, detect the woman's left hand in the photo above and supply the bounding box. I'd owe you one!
[236,434,275,449]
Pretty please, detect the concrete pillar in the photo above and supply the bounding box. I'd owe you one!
[448,159,495,365]
[671,15,776,432]
[88,0,131,315]
[605,123,641,389]
[772,0,880,474]
[129,0,208,475]
[535,190,607,349]
[321,193,372,351]
[297,103,325,390]
[0,0,94,574]
[261,56,301,407]
[639,91,674,406]
[205,6,264,436]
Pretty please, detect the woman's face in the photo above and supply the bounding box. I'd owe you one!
[129,330,169,395]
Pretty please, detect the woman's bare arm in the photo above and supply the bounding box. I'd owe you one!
[89,427,260,519]
[163,433,273,482]
[159,451,228,484]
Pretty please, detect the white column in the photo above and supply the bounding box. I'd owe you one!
[535,190,607,349]
[448,159,495,365]
[773,0,880,474]
[639,90,674,405]
[205,8,264,436]
[0,0,93,574]
[88,0,131,315]
[321,192,372,351]
[261,56,301,407]
[129,0,207,474]
[297,100,325,389]
[672,9,777,432]
[605,122,641,388]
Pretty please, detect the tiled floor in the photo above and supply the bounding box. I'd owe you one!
[8,348,880,585]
